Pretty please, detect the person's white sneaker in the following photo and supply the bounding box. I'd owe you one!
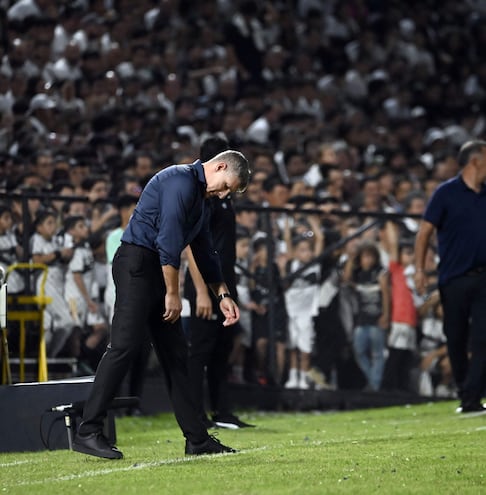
[285,368,299,389]
[298,374,310,390]
[284,376,299,389]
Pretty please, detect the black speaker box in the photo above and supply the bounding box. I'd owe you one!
[0,377,116,453]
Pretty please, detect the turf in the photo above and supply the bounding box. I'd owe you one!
[1,401,484,494]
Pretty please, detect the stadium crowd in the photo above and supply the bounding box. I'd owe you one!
[1,0,485,398]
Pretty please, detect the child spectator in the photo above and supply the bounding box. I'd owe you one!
[283,233,321,389]
[250,234,288,386]
[381,221,418,392]
[416,249,454,397]
[0,204,24,294]
[63,216,109,372]
[82,176,119,235]
[30,209,78,358]
[343,240,390,391]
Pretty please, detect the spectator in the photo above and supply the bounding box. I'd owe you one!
[249,234,288,386]
[381,222,417,393]
[30,209,79,358]
[415,255,454,398]
[282,233,321,389]
[0,204,24,294]
[342,240,390,391]
[63,215,108,372]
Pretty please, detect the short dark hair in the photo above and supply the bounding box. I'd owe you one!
[0,204,11,217]
[116,194,138,210]
[209,150,251,193]
[64,215,86,232]
[457,140,486,167]
[200,134,229,162]
[262,173,289,193]
[33,208,57,229]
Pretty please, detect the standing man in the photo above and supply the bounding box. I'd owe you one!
[73,150,251,459]
[414,140,486,414]
[184,135,254,429]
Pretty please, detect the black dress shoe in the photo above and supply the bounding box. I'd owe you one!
[212,414,256,429]
[185,435,237,455]
[73,432,123,459]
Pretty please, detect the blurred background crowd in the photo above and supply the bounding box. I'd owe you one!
[1,0,485,397]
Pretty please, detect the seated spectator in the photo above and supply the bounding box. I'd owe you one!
[30,209,79,358]
[0,204,24,294]
[63,215,109,372]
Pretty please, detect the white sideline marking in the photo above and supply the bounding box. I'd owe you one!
[8,448,266,487]
[0,460,33,467]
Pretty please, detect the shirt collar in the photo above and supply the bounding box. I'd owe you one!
[193,159,207,188]
[458,173,486,193]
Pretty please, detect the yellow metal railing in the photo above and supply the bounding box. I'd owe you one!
[2,263,52,383]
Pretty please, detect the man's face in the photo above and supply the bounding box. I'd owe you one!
[205,166,241,199]
[265,184,289,207]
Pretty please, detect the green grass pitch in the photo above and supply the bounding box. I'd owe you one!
[1,400,485,494]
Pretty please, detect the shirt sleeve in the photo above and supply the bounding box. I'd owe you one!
[423,184,447,227]
[156,173,197,268]
[68,248,84,273]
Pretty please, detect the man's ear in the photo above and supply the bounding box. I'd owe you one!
[215,161,227,171]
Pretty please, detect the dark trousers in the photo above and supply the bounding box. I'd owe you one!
[78,243,208,444]
[381,348,414,392]
[187,311,234,420]
[439,271,486,407]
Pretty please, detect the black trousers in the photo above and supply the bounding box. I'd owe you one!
[381,348,414,392]
[187,310,235,420]
[78,243,208,444]
[439,270,486,407]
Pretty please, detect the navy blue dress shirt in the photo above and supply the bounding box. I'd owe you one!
[424,174,486,285]
[122,160,223,284]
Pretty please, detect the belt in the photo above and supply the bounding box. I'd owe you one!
[465,266,486,276]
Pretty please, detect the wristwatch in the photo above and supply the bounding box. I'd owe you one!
[218,292,231,302]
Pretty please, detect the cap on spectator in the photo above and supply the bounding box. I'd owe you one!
[29,94,56,112]
[411,106,426,118]
[443,125,470,146]
[367,69,389,83]
[423,128,446,147]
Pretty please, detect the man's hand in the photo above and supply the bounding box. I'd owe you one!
[163,293,182,323]
[219,297,240,326]
[196,289,213,319]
